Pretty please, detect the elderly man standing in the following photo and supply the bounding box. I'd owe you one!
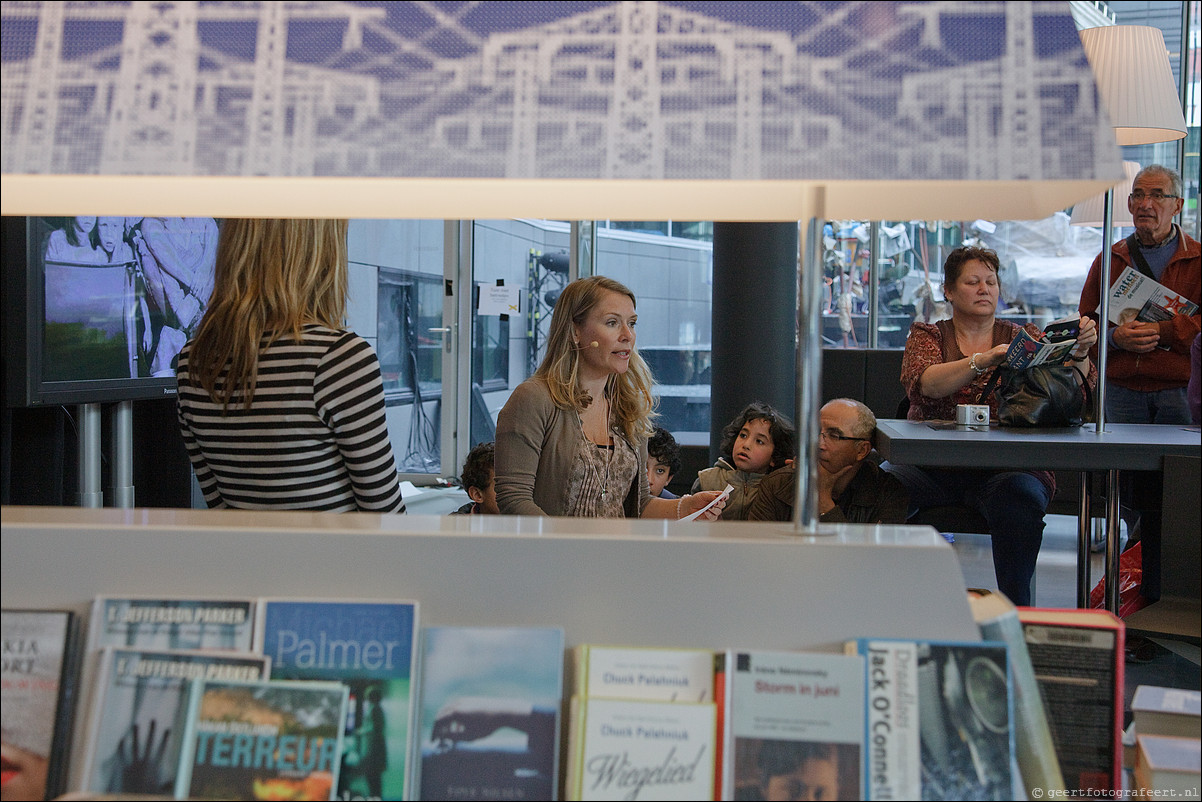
[1078,164,1201,602]
[747,398,908,524]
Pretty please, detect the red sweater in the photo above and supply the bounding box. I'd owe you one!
[1078,229,1201,392]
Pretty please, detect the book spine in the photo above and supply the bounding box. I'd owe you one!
[171,678,203,799]
[980,611,1066,794]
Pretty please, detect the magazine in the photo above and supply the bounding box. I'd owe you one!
[1102,266,1198,350]
[1001,316,1080,371]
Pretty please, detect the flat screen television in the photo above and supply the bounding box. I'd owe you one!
[4,215,220,406]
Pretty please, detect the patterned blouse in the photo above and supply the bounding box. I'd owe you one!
[566,427,639,518]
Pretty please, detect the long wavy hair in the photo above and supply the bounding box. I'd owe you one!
[186,218,349,410]
[534,275,657,444]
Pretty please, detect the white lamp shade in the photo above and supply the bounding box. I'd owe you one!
[1070,160,1140,226]
[1079,25,1188,146]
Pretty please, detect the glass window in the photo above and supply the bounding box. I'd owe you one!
[594,223,714,435]
[348,218,446,475]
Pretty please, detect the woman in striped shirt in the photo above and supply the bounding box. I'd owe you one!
[176,219,405,513]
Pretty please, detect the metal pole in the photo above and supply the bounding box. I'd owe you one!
[1105,469,1122,613]
[1076,471,1092,608]
[110,400,135,507]
[77,403,103,507]
[1095,188,1114,432]
[867,221,880,348]
[795,213,826,531]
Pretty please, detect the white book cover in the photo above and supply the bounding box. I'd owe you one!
[723,649,864,802]
[569,697,715,801]
[574,645,714,702]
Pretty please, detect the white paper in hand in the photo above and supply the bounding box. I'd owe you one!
[682,483,733,521]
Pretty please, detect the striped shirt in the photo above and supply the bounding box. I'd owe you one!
[176,325,405,513]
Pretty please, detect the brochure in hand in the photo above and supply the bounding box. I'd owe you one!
[1102,266,1199,350]
[1002,317,1080,371]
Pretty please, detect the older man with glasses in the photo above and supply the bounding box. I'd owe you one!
[747,398,908,525]
[1078,164,1201,604]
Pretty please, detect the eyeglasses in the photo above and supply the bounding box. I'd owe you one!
[1129,191,1180,203]
[819,429,868,443]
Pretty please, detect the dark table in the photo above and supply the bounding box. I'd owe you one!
[874,419,1201,611]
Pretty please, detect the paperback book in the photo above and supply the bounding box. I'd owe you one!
[967,591,1065,796]
[572,644,714,702]
[1131,685,1201,739]
[87,596,256,652]
[1017,607,1124,794]
[174,677,349,801]
[412,626,565,801]
[846,638,1015,801]
[256,598,419,801]
[569,696,715,801]
[1001,317,1080,370]
[566,645,718,801]
[1,609,81,801]
[1133,733,1201,798]
[722,649,864,802]
[80,646,269,796]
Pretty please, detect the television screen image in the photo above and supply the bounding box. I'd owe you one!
[43,216,218,380]
[4,216,219,406]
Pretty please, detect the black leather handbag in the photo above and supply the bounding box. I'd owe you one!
[980,364,1088,428]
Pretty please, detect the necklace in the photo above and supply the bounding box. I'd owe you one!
[580,388,614,501]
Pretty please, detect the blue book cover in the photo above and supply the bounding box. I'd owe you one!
[256,599,419,802]
[413,626,565,801]
[845,638,1015,801]
[174,677,348,801]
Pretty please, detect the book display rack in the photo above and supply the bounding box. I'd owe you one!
[2,505,981,797]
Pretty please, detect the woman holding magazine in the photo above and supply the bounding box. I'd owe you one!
[883,246,1097,605]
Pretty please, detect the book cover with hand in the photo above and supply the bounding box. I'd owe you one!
[1017,607,1124,795]
[846,638,1015,801]
[80,647,270,796]
[412,626,564,802]
[174,677,349,801]
[723,649,863,802]
[256,598,419,801]
[1,609,80,802]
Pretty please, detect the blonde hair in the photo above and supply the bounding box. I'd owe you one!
[187,218,349,409]
[534,275,657,443]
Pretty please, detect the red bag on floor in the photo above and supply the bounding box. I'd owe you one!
[1089,541,1150,618]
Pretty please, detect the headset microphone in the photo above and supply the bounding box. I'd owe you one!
[574,341,600,349]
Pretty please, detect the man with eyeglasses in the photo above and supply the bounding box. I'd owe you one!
[1078,164,1200,603]
[747,398,908,524]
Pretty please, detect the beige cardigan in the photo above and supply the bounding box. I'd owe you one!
[495,377,651,517]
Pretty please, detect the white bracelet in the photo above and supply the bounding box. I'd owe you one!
[969,353,987,375]
[677,495,687,520]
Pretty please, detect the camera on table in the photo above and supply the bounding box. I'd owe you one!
[956,404,990,426]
